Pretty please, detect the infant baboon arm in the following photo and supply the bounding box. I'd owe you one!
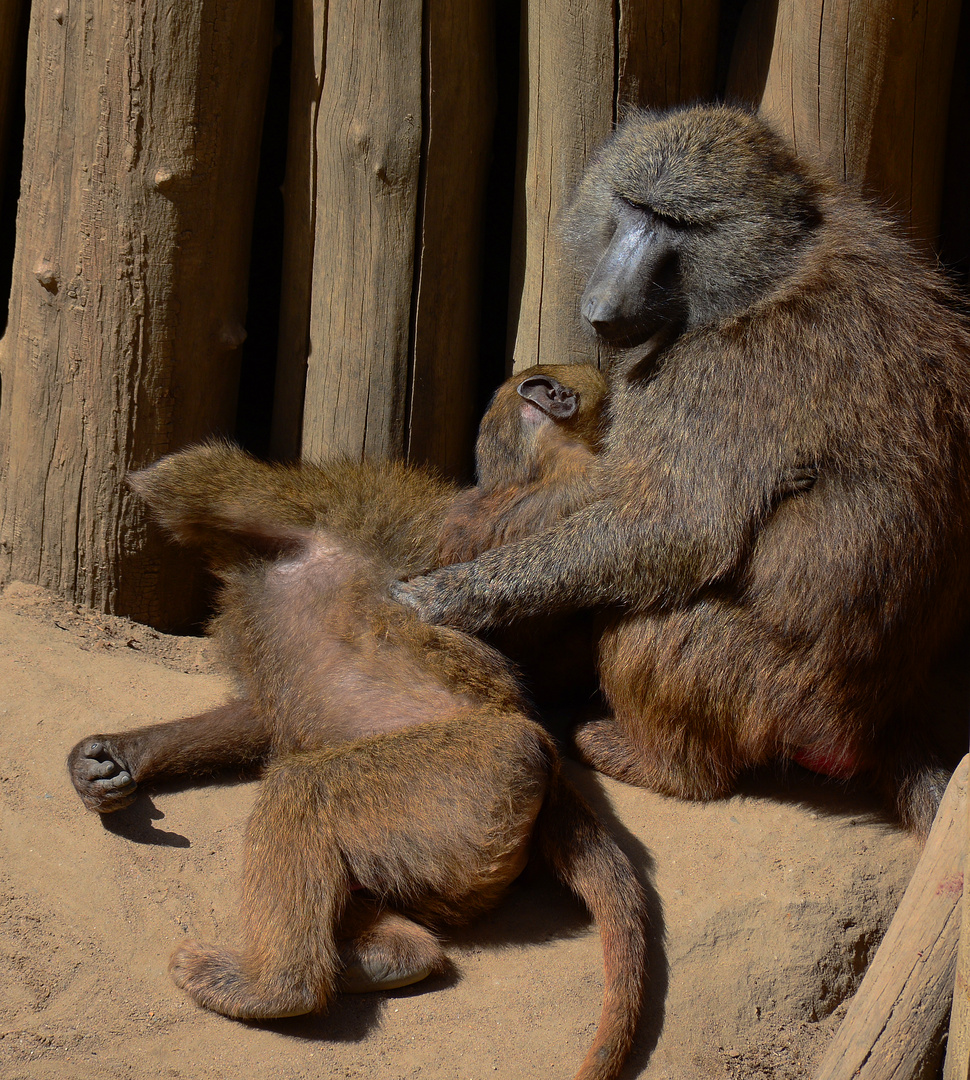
[69,699,269,813]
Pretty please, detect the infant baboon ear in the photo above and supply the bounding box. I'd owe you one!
[473,363,607,492]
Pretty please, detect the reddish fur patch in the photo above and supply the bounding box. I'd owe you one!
[791,744,861,779]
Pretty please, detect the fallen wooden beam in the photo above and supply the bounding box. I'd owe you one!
[944,755,970,1080]
[813,755,968,1080]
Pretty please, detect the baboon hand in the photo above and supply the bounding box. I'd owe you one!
[390,569,491,633]
[68,737,138,813]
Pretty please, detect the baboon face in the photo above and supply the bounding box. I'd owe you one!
[578,198,685,345]
[565,105,822,345]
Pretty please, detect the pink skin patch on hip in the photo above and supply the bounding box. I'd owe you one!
[791,744,862,779]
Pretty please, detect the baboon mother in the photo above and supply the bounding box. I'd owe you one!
[394,104,970,835]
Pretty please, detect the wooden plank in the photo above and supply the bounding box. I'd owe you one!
[406,0,495,478]
[813,756,968,1080]
[943,755,970,1080]
[728,0,962,248]
[508,0,720,374]
[270,0,324,461]
[299,0,422,463]
[0,0,274,628]
[295,0,494,475]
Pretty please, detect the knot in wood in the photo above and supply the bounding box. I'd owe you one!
[33,261,59,292]
[219,322,248,349]
[153,167,192,195]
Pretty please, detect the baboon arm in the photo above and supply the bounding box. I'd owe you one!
[394,489,753,632]
[68,699,270,812]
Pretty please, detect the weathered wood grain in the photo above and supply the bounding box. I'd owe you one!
[813,756,968,1080]
[728,0,961,248]
[0,0,273,628]
[943,759,970,1080]
[291,0,493,477]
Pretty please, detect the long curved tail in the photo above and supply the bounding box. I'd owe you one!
[535,772,649,1080]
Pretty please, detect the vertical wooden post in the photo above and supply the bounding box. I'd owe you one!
[507,0,720,374]
[943,765,970,1079]
[270,0,322,462]
[300,0,423,463]
[728,0,962,247]
[278,0,495,477]
[0,0,273,629]
[405,0,495,473]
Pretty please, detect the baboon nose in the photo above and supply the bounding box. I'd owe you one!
[582,293,618,333]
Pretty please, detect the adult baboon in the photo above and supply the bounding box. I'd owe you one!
[393,104,970,835]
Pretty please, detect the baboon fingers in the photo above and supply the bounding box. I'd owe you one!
[67,737,138,812]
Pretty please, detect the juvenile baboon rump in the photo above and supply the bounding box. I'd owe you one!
[392,105,970,836]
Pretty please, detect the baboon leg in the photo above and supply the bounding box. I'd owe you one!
[587,610,751,800]
[69,698,268,812]
[170,758,347,1020]
[338,899,447,993]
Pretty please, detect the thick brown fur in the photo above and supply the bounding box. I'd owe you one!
[123,364,608,705]
[127,363,607,580]
[392,104,970,836]
[67,367,647,1080]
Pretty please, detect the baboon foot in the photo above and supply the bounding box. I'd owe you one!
[339,910,447,993]
[574,716,735,800]
[67,737,138,812]
[573,717,659,787]
[169,940,320,1019]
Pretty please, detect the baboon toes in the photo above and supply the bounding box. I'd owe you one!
[340,915,448,994]
[169,941,318,1020]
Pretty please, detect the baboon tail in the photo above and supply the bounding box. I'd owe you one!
[171,757,350,1020]
[535,773,648,1080]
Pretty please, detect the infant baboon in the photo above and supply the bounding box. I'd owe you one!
[393,104,970,835]
[68,366,643,1080]
[439,364,608,563]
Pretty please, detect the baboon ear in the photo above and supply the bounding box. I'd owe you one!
[517,375,578,420]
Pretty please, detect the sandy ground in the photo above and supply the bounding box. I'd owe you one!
[0,581,922,1080]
